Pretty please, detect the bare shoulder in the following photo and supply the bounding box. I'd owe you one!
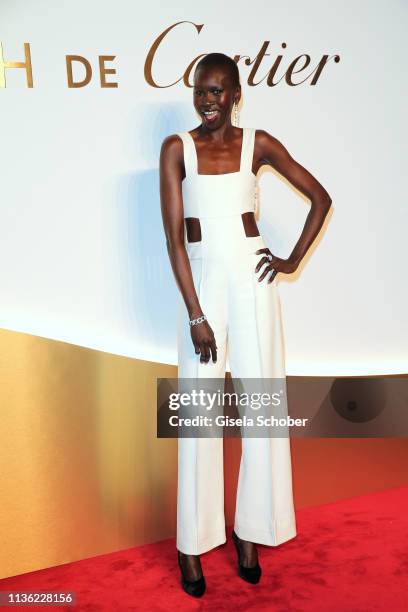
[160,133,183,157]
[254,128,282,149]
[159,133,185,177]
[254,128,292,166]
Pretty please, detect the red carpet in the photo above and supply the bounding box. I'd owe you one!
[1,486,407,611]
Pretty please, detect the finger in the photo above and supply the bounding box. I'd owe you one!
[267,269,278,284]
[194,343,200,355]
[258,264,273,282]
[255,256,270,273]
[200,343,210,363]
[255,248,270,255]
[210,340,217,363]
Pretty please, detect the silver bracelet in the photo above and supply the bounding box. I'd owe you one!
[189,314,207,326]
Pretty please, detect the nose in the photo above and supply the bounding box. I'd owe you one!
[202,91,216,104]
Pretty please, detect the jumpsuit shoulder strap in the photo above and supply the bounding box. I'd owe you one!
[241,127,256,174]
[176,132,197,178]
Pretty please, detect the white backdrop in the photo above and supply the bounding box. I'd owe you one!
[1,0,407,375]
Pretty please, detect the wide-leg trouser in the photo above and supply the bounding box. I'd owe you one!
[176,232,297,555]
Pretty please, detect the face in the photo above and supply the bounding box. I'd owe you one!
[193,65,240,129]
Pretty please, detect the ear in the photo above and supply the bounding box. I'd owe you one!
[234,87,242,106]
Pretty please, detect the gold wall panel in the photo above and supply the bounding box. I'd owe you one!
[0,328,178,579]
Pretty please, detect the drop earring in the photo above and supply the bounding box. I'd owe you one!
[233,101,239,127]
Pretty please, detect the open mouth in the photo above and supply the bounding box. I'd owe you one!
[202,110,219,122]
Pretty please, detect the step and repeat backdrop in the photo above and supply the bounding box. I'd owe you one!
[1,0,407,376]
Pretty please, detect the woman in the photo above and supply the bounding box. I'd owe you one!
[160,52,332,598]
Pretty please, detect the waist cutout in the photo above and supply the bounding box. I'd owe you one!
[185,216,266,260]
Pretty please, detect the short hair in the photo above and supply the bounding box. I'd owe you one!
[195,53,241,89]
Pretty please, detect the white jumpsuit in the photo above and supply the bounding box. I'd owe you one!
[176,127,297,555]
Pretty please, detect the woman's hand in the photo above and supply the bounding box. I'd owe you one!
[190,319,217,364]
[255,248,299,283]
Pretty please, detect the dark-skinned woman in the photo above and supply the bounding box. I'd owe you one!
[160,52,332,597]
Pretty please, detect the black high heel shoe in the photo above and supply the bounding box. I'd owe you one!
[177,550,206,597]
[232,530,262,584]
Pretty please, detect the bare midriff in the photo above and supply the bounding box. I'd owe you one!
[185,212,259,243]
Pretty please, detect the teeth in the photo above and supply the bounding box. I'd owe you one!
[204,111,217,115]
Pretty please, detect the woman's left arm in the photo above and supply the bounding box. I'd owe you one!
[255,129,332,280]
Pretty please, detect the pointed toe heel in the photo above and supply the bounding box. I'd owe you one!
[232,529,262,584]
[177,550,206,597]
